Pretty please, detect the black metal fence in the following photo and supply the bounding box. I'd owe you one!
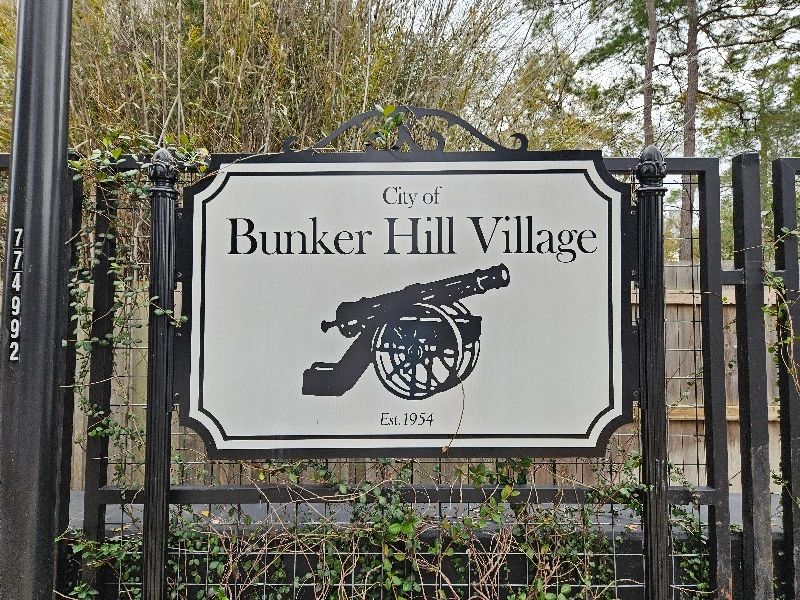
[1,148,799,600]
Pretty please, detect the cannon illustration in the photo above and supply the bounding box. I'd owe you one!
[302,264,510,400]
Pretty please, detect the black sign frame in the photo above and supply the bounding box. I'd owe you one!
[174,106,639,459]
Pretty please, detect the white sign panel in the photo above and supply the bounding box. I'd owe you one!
[177,155,636,457]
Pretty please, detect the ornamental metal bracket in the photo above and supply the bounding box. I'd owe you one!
[282,106,529,154]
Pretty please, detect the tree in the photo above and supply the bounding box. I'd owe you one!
[532,0,799,258]
[679,0,699,260]
[644,0,658,145]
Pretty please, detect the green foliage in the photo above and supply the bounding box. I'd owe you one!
[60,427,712,599]
[370,104,405,149]
[66,130,207,488]
[671,506,710,598]
[0,0,641,154]
[530,0,800,152]
[67,582,100,599]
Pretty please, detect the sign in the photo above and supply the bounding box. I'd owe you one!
[176,151,637,457]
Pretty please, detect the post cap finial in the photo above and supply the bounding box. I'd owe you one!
[149,148,178,190]
[635,145,666,187]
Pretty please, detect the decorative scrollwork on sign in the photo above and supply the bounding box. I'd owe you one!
[282,106,529,154]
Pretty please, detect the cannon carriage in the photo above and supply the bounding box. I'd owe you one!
[302,264,510,400]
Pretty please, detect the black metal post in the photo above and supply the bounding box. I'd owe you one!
[635,146,669,600]
[54,173,85,596]
[81,186,116,591]
[142,149,178,599]
[772,157,800,599]
[732,152,773,600]
[698,161,733,599]
[0,0,74,597]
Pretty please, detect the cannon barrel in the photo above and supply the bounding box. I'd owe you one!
[321,264,510,338]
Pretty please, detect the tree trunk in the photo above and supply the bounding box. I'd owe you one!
[643,0,657,146]
[680,0,699,261]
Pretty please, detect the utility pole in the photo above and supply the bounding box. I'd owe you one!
[0,0,74,597]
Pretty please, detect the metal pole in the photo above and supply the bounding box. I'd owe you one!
[773,158,800,599]
[142,149,178,600]
[635,145,669,600]
[54,174,85,596]
[0,0,74,597]
[81,186,116,589]
[732,152,774,600]
[697,162,733,599]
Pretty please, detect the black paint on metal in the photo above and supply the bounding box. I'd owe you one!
[772,157,800,600]
[635,145,669,600]
[732,152,774,600]
[697,160,733,599]
[142,149,179,600]
[54,172,85,596]
[604,156,717,174]
[0,0,74,596]
[93,482,721,506]
[720,270,746,286]
[80,185,116,589]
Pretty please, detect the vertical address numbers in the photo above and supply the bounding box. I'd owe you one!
[8,227,22,361]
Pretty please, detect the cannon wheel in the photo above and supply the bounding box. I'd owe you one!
[372,303,464,399]
[449,301,480,382]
